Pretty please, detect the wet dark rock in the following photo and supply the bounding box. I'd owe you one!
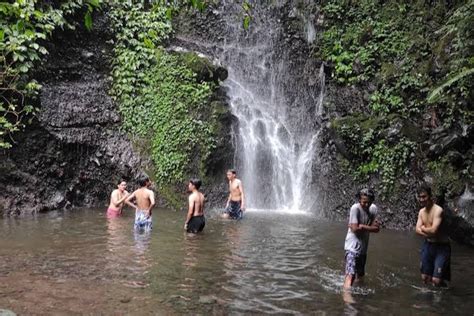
[120,297,132,303]
[0,14,145,215]
[428,143,443,158]
[427,132,465,158]
[446,151,464,167]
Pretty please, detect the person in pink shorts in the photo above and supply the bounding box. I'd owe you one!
[107,180,130,218]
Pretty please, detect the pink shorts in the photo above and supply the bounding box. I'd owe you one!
[107,208,121,218]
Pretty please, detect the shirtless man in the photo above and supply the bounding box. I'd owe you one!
[416,184,451,287]
[222,169,245,219]
[125,176,155,232]
[184,178,205,234]
[107,180,129,218]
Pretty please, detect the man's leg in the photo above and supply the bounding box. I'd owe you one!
[354,254,366,284]
[421,274,432,284]
[432,244,451,287]
[420,241,434,284]
[344,274,355,289]
[344,251,357,289]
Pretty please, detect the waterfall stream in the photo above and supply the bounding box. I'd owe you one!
[216,3,324,211]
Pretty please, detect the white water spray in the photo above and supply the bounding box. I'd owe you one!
[215,3,325,212]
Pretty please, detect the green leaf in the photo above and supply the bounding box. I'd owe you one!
[84,11,93,31]
[87,0,101,9]
[243,15,250,30]
[427,68,474,103]
[165,7,173,20]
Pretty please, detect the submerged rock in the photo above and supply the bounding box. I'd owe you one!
[0,309,16,316]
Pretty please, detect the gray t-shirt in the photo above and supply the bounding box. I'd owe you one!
[344,203,378,255]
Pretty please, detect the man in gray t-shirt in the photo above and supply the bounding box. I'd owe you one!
[343,189,380,289]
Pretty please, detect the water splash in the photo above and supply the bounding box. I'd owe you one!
[457,186,474,225]
[306,19,316,44]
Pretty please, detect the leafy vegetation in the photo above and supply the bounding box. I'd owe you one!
[0,0,102,149]
[321,0,473,193]
[333,115,415,194]
[109,2,218,185]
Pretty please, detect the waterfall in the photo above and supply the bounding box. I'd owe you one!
[215,3,324,212]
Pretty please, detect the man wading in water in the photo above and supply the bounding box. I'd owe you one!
[125,176,155,232]
[184,178,206,234]
[416,184,451,287]
[221,169,245,219]
[343,188,380,289]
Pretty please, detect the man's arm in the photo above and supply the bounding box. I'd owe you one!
[239,180,245,210]
[111,190,121,208]
[416,210,429,237]
[421,208,443,236]
[147,190,155,216]
[358,220,380,233]
[348,206,361,233]
[113,191,129,208]
[184,195,194,230]
[226,181,231,207]
[349,222,380,233]
[125,191,137,209]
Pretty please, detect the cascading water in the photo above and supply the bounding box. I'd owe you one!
[214,3,325,212]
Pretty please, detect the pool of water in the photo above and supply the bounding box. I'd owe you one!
[0,208,473,315]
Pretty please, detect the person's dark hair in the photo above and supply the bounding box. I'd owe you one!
[417,184,432,197]
[227,169,237,175]
[357,188,375,202]
[138,176,150,187]
[118,179,127,185]
[189,178,202,190]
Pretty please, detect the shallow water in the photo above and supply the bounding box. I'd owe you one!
[0,208,473,315]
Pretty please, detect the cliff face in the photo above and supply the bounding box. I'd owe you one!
[0,12,234,215]
[0,14,145,215]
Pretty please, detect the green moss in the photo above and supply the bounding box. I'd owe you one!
[159,185,184,210]
[110,3,217,188]
[428,159,465,199]
[331,114,384,135]
[321,1,472,194]
[175,51,215,81]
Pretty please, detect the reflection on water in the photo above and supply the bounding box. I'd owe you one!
[0,208,473,315]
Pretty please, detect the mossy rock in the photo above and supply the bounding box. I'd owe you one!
[159,184,184,210]
[331,114,385,133]
[387,114,426,142]
[174,51,228,83]
[379,62,397,81]
[210,100,229,117]
[428,159,465,199]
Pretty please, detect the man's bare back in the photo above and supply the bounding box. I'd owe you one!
[126,186,155,216]
[190,191,205,216]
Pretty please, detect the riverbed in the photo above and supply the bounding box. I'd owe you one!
[0,208,473,315]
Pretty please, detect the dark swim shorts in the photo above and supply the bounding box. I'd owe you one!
[420,240,451,281]
[187,215,205,233]
[225,201,242,219]
[345,251,367,277]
